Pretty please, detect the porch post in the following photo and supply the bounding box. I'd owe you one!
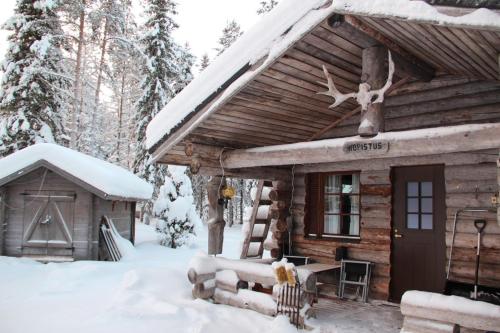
[359,45,387,136]
[207,176,225,255]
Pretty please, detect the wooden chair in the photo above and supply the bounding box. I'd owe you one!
[339,259,372,302]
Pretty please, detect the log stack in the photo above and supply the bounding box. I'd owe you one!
[187,255,315,326]
[264,181,292,258]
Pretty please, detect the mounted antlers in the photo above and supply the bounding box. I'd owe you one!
[318,50,394,111]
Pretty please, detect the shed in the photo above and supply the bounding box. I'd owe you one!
[146,0,500,302]
[0,143,153,262]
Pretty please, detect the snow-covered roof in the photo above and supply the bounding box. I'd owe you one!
[0,144,153,201]
[146,0,500,157]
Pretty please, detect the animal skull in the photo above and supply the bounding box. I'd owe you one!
[318,50,395,111]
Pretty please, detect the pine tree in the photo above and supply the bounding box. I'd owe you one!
[199,53,210,72]
[257,0,278,14]
[0,0,71,156]
[154,166,201,248]
[134,0,199,240]
[216,20,243,56]
[134,0,179,181]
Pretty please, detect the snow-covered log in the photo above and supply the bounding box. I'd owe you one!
[214,257,317,293]
[187,268,215,284]
[192,279,215,299]
[213,288,277,317]
[222,123,500,169]
[400,291,500,332]
[216,270,248,293]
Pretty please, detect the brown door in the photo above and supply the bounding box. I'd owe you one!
[391,165,446,302]
[22,191,75,257]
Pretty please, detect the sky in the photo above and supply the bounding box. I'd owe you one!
[0,0,264,70]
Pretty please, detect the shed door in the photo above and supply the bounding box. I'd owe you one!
[391,165,446,302]
[22,191,75,257]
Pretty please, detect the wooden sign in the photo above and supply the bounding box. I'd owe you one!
[343,140,389,154]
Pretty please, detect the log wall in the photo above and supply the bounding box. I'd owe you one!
[290,149,499,300]
[445,163,499,287]
[0,168,136,261]
[292,169,392,300]
[321,77,500,139]
[1,168,93,259]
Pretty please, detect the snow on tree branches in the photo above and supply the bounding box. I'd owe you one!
[154,166,201,248]
[0,0,70,157]
[257,0,279,15]
[216,20,243,56]
[133,0,198,246]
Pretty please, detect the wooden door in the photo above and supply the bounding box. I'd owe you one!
[22,191,75,257]
[391,165,446,302]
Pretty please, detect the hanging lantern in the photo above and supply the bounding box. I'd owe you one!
[221,185,236,200]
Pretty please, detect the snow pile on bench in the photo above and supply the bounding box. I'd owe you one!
[0,143,153,200]
[400,290,500,332]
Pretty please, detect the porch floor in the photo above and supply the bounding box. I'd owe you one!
[308,298,403,333]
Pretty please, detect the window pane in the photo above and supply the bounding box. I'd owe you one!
[407,214,419,229]
[348,215,360,236]
[421,198,433,213]
[325,195,340,213]
[351,173,360,194]
[421,182,432,197]
[324,215,340,234]
[348,195,360,214]
[325,175,341,193]
[421,214,433,230]
[342,174,353,194]
[407,182,419,196]
[407,198,419,213]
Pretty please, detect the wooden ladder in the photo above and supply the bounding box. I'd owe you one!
[240,180,273,259]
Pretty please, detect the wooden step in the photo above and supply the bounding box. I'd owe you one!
[254,219,268,224]
[250,237,265,242]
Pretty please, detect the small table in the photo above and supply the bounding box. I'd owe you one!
[300,263,340,273]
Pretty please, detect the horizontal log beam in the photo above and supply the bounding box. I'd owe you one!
[222,123,500,169]
[198,166,291,181]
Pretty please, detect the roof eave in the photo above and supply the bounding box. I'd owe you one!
[0,160,149,202]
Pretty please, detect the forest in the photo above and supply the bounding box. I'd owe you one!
[0,0,279,247]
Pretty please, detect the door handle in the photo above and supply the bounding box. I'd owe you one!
[394,229,403,238]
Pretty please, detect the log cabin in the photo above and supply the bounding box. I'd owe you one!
[0,143,153,262]
[146,0,500,302]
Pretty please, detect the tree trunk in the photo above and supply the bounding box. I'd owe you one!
[116,66,126,162]
[71,0,86,149]
[90,17,109,149]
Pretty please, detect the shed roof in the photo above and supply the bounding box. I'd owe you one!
[146,0,500,162]
[0,144,153,201]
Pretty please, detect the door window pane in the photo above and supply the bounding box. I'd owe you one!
[407,198,419,213]
[421,214,433,230]
[421,182,432,197]
[407,214,419,229]
[407,182,419,196]
[421,198,433,213]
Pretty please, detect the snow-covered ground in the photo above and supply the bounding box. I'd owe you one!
[0,223,299,333]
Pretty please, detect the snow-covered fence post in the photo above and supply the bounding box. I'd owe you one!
[207,176,225,255]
